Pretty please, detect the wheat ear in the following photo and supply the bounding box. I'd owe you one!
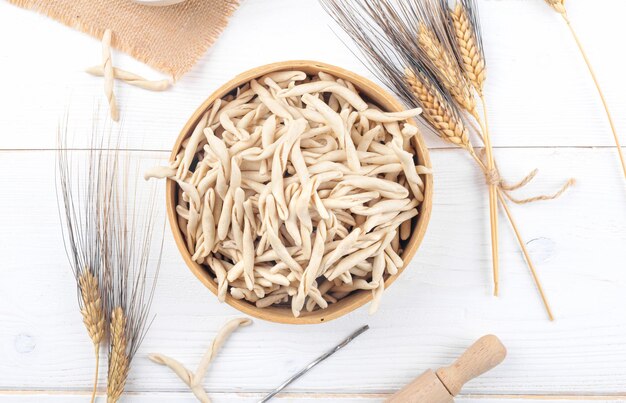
[449,1,499,295]
[405,68,472,149]
[450,3,486,94]
[545,2,626,180]
[417,23,476,115]
[79,270,105,403]
[545,0,567,16]
[107,307,129,403]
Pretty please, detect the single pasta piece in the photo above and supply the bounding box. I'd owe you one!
[101,29,119,122]
[149,318,251,403]
[86,65,171,91]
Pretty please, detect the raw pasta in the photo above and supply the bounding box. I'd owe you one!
[86,65,171,91]
[101,29,119,121]
[147,70,430,317]
[148,318,251,403]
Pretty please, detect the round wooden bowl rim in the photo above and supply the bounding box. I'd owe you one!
[166,60,433,325]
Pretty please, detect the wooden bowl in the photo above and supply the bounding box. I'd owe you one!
[166,60,433,324]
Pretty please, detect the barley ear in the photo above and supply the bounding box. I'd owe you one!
[79,270,105,346]
[417,23,476,114]
[404,68,472,150]
[544,0,567,15]
[79,270,105,403]
[107,307,129,403]
[450,3,486,94]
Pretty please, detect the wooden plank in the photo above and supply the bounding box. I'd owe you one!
[0,392,625,402]
[0,0,625,150]
[0,147,624,396]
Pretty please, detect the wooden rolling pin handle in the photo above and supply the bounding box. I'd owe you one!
[436,334,507,397]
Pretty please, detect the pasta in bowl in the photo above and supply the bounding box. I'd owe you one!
[153,61,432,324]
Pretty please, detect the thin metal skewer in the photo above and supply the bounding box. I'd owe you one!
[258,324,370,403]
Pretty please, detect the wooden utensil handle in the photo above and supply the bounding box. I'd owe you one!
[436,334,507,396]
[385,370,453,403]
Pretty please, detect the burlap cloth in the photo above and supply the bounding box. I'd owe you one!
[7,0,241,79]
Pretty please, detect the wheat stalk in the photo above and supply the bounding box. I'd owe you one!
[99,136,163,402]
[544,1,626,181]
[404,71,554,317]
[476,95,500,296]
[107,307,129,403]
[411,2,499,291]
[405,60,499,296]
[448,0,499,295]
[405,60,500,296]
[57,127,109,403]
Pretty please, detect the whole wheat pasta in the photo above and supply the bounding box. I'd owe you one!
[147,70,430,317]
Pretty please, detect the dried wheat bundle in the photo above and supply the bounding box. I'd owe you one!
[56,126,107,403]
[543,0,626,181]
[146,70,430,317]
[322,0,576,320]
[57,121,163,401]
[101,150,163,403]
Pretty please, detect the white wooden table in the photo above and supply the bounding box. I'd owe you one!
[1,0,626,401]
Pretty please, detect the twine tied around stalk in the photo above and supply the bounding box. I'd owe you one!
[478,150,576,205]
